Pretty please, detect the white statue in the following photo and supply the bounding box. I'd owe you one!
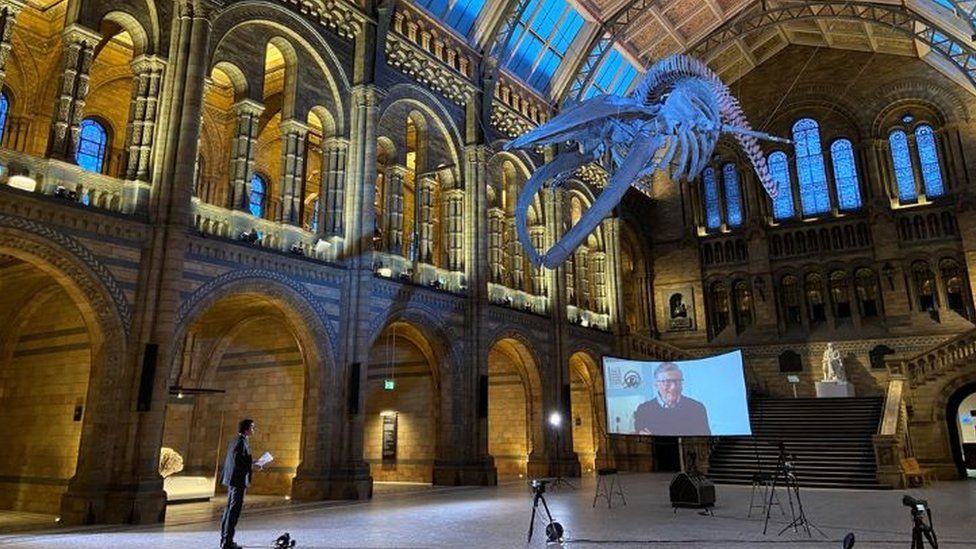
[821,342,847,382]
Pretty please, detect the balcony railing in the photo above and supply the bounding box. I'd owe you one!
[372,251,466,293]
[0,149,134,213]
[567,304,610,331]
[488,282,548,315]
[192,198,340,262]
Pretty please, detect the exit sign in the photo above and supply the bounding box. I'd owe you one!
[384,379,395,390]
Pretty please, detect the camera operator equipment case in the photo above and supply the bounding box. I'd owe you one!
[669,471,715,509]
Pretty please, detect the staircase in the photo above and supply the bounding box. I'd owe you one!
[707,397,888,489]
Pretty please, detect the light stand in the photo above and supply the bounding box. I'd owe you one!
[548,412,577,490]
[904,495,939,549]
[762,443,825,538]
[526,479,564,543]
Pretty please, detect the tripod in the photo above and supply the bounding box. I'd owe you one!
[762,446,825,538]
[527,480,564,543]
[906,497,939,549]
[549,431,577,489]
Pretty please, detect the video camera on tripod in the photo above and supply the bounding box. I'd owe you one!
[903,495,938,549]
[526,479,563,543]
[530,478,551,494]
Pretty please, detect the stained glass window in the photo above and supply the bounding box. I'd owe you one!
[723,162,743,227]
[249,173,267,217]
[703,167,720,230]
[769,151,795,220]
[830,139,861,210]
[584,47,640,99]
[505,0,585,93]
[0,92,9,146]
[889,129,917,202]
[416,0,485,37]
[915,124,944,197]
[792,118,830,216]
[77,119,108,174]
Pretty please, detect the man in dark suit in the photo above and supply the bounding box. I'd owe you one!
[633,362,711,436]
[220,418,262,549]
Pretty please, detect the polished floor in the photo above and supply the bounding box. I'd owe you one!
[0,474,973,548]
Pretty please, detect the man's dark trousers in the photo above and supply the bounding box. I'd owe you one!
[220,485,245,547]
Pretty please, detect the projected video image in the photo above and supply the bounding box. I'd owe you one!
[603,351,751,437]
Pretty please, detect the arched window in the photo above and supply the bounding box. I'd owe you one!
[830,139,861,210]
[732,280,753,331]
[912,260,937,313]
[0,92,9,146]
[915,125,945,198]
[940,258,968,318]
[249,173,267,217]
[792,118,830,216]
[829,270,852,319]
[780,275,801,326]
[709,281,730,336]
[703,167,721,230]
[855,268,880,318]
[769,151,794,220]
[889,129,917,202]
[722,163,743,227]
[76,118,108,174]
[805,273,826,323]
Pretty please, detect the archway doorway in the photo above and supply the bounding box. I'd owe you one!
[162,293,309,502]
[946,382,976,479]
[569,352,601,473]
[0,254,103,514]
[487,338,542,478]
[364,321,440,483]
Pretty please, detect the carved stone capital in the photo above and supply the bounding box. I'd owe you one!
[61,24,102,47]
[232,98,264,118]
[130,54,166,75]
[279,118,310,136]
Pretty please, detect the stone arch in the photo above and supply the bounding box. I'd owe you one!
[79,0,160,56]
[212,61,249,101]
[569,349,605,472]
[210,2,349,132]
[98,10,152,57]
[486,330,545,477]
[869,78,969,135]
[378,85,463,171]
[0,223,128,514]
[364,315,450,483]
[166,276,337,498]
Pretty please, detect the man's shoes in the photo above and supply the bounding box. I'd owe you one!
[221,543,243,549]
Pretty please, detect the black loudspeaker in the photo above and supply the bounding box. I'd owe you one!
[562,383,571,417]
[136,343,158,412]
[348,362,360,415]
[669,471,716,509]
[478,374,488,418]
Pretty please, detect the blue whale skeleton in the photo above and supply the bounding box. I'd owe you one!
[504,54,791,269]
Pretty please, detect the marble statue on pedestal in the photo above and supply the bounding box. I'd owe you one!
[821,342,847,382]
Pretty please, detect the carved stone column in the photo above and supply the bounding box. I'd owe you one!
[121,55,166,214]
[0,0,24,94]
[444,187,464,272]
[487,207,504,283]
[227,99,264,211]
[47,25,101,162]
[291,84,377,502]
[416,174,435,263]
[59,0,220,526]
[384,165,406,254]
[529,224,546,297]
[321,137,348,238]
[277,119,308,225]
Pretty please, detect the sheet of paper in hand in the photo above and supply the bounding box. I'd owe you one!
[255,452,274,468]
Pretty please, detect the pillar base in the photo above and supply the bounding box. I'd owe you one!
[432,458,497,486]
[121,179,150,215]
[291,464,373,501]
[60,481,167,525]
[527,455,581,479]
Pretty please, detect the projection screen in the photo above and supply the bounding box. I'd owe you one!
[603,350,751,437]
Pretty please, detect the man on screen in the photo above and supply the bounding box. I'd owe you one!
[633,362,711,436]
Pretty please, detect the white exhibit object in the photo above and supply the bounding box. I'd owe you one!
[163,475,216,502]
[821,342,847,382]
[255,451,274,468]
[816,380,856,398]
[504,54,788,269]
[8,175,37,192]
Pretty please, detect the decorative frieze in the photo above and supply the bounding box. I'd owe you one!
[278,0,365,39]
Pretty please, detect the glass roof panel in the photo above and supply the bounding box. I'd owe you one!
[416,0,487,37]
[505,0,586,93]
[583,47,641,99]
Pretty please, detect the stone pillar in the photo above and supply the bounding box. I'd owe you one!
[591,251,608,315]
[321,137,348,238]
[416,174,435,264]
[227,99,264,211]
[0,0,24,94]
[529,224,546,297]
[431,143,496,486]
[47,25,101,162]
[121,55,166,214]
[509,214,524,290]
[602,217,625,330]
[59,0,219,526]
[291,84,377,501]
[276,119,308,225]
[384,165,406,255]
[444,188,464,272]
[488,207,504,283]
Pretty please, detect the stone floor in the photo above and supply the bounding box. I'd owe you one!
[0,474,973,548]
